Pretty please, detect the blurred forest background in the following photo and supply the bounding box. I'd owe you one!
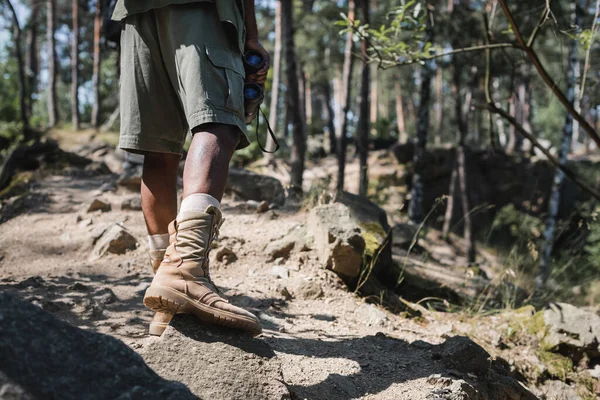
[1,0,600,306]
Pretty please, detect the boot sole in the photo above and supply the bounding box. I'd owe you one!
[144,285,262,335]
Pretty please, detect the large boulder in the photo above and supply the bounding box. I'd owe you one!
[307,203,365,278]
[89,224,138,261]
[543,302,600,363]
[226,168,286,205]
[306,193,393,282]
[139,315,291,400]
[0,293,195,400]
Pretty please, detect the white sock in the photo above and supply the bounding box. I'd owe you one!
[148,233,170,251]
[178,194,220,218]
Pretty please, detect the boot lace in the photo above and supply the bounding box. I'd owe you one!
[203,217,225,293]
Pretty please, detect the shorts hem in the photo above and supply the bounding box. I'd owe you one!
[119,136,184,155]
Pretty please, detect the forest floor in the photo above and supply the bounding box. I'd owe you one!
[0,130,598,400]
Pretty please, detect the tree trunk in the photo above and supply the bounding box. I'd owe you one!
[370,63,378,132]
[394,74,407,143]
[322,83,337,154]
[305,71,313,129]
[264,0,282,160]
[408,7,433,224]
[357,0,370,197]
[336,0,356,195]
[91,0,102,129]
[6,0,29,129]
[47,0,59,128]
[442,163,458,238]
[538,2,582,287]
[71,0,80,130]
[282,0,305,188]
[25,0,40,120]
[434,67,443,146]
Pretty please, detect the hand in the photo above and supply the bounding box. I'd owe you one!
[245,38,270,85]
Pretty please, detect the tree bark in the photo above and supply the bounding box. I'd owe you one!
[47,0,59,128]
[357,0,370,197]
[322,82,337,154]
[336,0,356,195]
[433,67,443,146]
[282,0,305,188]
[537,2,582,287]
[25,0,40,120]
[370,63,378,130]
[264,0,282,160]
[394,74,407,143]
[71,0,80,130]
[6,0,29,129]
[408,6,433,224]
[91,0,102,130]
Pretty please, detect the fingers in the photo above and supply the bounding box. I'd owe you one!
[247,60,270,85]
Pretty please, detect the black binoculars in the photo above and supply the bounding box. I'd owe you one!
[243,50,266,124]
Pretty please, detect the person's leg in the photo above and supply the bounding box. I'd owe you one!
[182,124,240,201]
[141,152,181,235]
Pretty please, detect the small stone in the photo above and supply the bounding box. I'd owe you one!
[256,201,269,214]
[295,280,324,300]
[215,247,238,264]
[89,224,138,261]
[354,303,387,327]
[78,218,93,228]
[121,196,142,211]
[278,286,293,301]
[95,288,117,305]
[269,265,290,279]
[68,282,90,291]
[87,199,111,213]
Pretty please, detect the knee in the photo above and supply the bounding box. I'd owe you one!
[192,123,241,154]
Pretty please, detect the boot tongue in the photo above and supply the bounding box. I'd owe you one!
[173,207,222,267]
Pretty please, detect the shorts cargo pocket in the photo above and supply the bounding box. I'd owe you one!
[203,45,245,118]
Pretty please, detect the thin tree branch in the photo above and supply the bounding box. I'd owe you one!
[497,0,600,148]
[527,4,551,48]
[379,43,518,69]
[483,102,600,202]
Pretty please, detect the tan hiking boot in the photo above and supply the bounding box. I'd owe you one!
[148,249,174,336]
[143,206,262,335]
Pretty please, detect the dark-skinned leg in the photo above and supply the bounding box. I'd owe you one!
[183,123,241,200]
[141,152,180,235]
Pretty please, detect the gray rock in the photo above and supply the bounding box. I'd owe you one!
[307,203,365,278]
[354,303,388,327]
[270,265,290,279]
[84,161,112,176]
[226,168,286,205]
[295,280,324,300]
[543,303,600,362]
[121,196,142,211]
[0,292,195,400]
[265,226,310,262]
[139,315,291,400]
[536,380,582,400]
[256,200,270,214]
[86,199,111,213]
[117,165,143,191]
[89,224,138,261]
[215,246,238,264]
[438,336,491,376]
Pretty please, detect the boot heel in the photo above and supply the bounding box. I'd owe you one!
[144,286,185,314]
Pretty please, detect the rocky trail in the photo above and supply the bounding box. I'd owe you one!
[0,134,598,400]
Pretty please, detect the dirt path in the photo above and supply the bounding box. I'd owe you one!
[0,153,583,399]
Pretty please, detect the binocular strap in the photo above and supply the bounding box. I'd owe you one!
[254,107,280,154]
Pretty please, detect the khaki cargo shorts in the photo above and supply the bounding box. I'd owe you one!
[118,2,250,155]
